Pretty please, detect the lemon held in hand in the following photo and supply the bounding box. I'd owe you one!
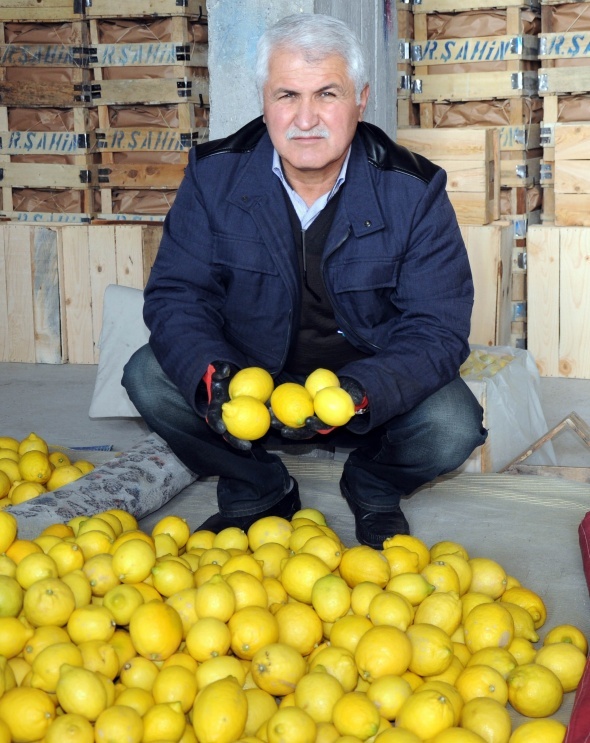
[270,383,314,428]
[305,368,340,398]
[229,366,274,403]
[313,386,355,427]
[221,395,271,441]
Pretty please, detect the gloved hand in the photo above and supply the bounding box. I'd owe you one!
[270,376,368,440]
[203,361,251,451]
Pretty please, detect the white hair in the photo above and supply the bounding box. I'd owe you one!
[255,13,369,104]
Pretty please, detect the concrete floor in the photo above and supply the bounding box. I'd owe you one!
[2,361,590,466]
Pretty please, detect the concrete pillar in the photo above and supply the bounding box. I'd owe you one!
[207,0,397,139]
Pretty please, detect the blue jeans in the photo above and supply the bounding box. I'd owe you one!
[122,344,487,518]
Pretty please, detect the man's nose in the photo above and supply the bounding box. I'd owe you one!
[293,97,320,129]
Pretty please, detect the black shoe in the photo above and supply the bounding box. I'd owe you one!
[340,477,409,550]
[195,479,301,533]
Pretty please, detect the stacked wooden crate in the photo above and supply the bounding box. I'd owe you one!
[0,1,94,223]
[86,0,208,222]
[525,0,590,380]
[396,0,542,347]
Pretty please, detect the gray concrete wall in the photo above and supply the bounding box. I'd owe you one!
[207,0,397,140]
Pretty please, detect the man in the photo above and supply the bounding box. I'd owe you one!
[122,13,487,549]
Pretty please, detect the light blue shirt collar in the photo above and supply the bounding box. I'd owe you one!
[272,148,350,230]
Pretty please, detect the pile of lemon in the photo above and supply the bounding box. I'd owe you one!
[0,505,585,743]
[0,434,95,508]
[221,367,356,441]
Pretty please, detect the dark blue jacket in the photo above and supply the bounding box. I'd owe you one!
[144,116,474,433]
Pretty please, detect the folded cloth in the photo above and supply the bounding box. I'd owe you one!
[564,512,590,743]
[7,433,197,540]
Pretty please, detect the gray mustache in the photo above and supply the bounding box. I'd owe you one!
[286,128,329,139]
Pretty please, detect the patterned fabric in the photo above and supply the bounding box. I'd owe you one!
[8,434,197,540]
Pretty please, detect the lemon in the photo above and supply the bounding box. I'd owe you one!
[47,451,70,468]
[414,590,462,636]
[395,688,455,740]
[61,569,93,608]
[463,602,514,653]
[0,471,11,499]
[501,602,539,643]
[110,538,156,583]
[244,687,279,736]
[313,386,355,426]
[165,586,199,636]
[0,436,19,452]
[152,514,191,550]
[0,511,17,554]
[194,573,236,620]
[196,653,246,690]
[229,366,275,402]
[251,642,307,696]
[374,729,422,743]
[355,625,412,681]
[418,680,464,724]
[129,600,183,661]
[460,696,512,743]
[270,382,314,428]
[274,601,323,656]
[422,561,461,594]
[5,538,43,565]
[293,669,344,723]
[101,584,143,625]
[406,622,454,676]
[331,690,380,740]
[267,705,317,743]
[33,533,62,553]
[435,553,473,596]
[350,580,383,616]
[466,647,518,679]
[534,641,586,692]
[508,719,567,743]
[368,589,414,631]
[140,701,185,743]
[229,605,280,659]
[72,460,95,475]
[78,638,119,679]
[304,368,341,398]
[0,615,34,657]
[427,729,488,742]
[23,576,76,626]
[382,545,420,576]
[289,523,325,552]
[46,465,84,492]
[367,674,413,720]
[280,552,332,603]
[222,395,271,440]
[152,664,198,712]
[506,663,563,717]
[18,450,51,484]
[468,558,507,599]
[0,686,55,742]
[47,541,84,576]
[430,540,470,561]
[455,664,508,705]
[252,542,290,579]
[44,712,94,743]
[311,573,351,623]
[248,515,293,550]
[461,592,494,623]
[543,623,588,654]
[15,551,59,589]
[114,686,154,716]
[386,572,435,605]
[109,627,137,671]
[225,568,268,610]
[329,614,373,655]
[94,705,143,743]
[221,551,265,581]
[30,641,83,692]
[383,534,430,570]
[292,507,328,525]
[67,604,116,644]
[507,637,537,666]
[501,586,547,630]
[192,675,248,743]
[151,559,194,597]
[75,530,114,562]
[18,432,49,456]
[0,459,20,484]
[54,662,107,720]
[339,545,391,588]
[119,655,160,691]
[82,552,120,597]
[0,574,23,617]
[212,526,249,553]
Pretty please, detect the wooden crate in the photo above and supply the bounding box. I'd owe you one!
[462,222,514,348]
[0,224,64,362]
[412,69,539,102]
[84,0,207,19]
[0,0,83,22]
[396,126,500,224]
[528,224,590,378]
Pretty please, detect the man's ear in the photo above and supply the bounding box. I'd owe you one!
[358,84,370,120]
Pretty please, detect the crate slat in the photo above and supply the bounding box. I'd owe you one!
[0,163,92,189]
[539,66,590,94]
[412,35,538,66]
[89,42,208,68]
[559,228,590,377]
[90,77,208,106]
[0,0,82,21]
[412,70,538,101]
[85,0,207,18]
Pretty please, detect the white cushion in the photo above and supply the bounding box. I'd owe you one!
[89,284,149,418]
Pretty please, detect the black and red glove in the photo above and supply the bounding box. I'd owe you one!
[203,361,251,451]
[270,376,368,441]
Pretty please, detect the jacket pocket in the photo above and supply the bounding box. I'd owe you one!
[330,258,400,293]
[212,236,279,276]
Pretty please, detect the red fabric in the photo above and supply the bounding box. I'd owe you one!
[564,512,590,743]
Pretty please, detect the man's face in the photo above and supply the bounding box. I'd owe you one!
[262,48,369,181]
